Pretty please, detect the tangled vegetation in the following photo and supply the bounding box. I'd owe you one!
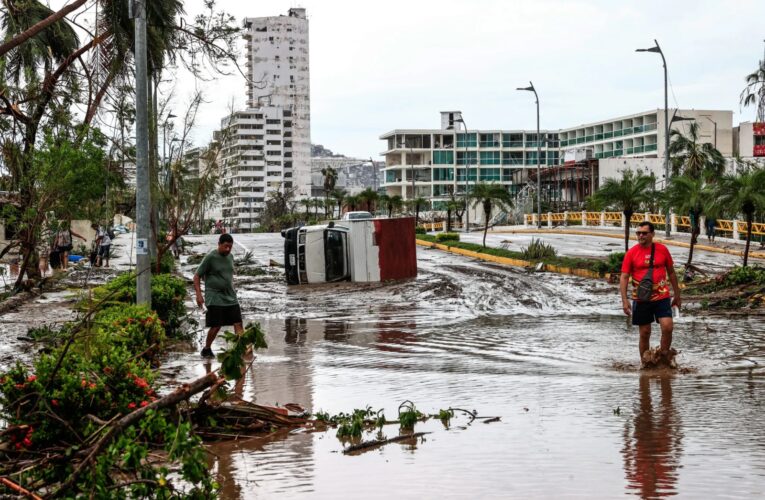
[0,304,218,497]
[685,266,765,310]
[82,272,190,338]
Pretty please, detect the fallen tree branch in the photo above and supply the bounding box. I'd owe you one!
[53,371,219,496]
[343,432,430,455]
[0,476,43,500]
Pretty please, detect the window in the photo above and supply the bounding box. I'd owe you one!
[325,230,349,282]
[502,152,523,165]
[480,151,500,165]
[480,133,500,148]
[457,168,477,182]
[479,168,500,181]
[433,168,454,181]
[433,184,452,196]
[433,150,454,164]
[266,119,281,125]
[456,151,477,165]
[456,133,477,148]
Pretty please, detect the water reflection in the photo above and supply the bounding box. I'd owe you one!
[622,374,683,498]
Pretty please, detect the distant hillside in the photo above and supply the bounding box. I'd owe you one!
[311,144,347,158]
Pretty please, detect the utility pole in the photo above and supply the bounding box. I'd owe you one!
[132,0,151,305]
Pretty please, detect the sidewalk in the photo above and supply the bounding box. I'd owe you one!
[490,225,765,261]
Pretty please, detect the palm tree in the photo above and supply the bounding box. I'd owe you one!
[668,121,725,181]
[468,183,513,247]
[384,195,403,217]
[321,166,337,214]
[411,196,429,225]
[593,170,654,251]
[740,58,765,122]
[357,188,378,212]
[377,194,390,217]
[300,198,311,218]
[714,168,765,266]
[344,194,360,212]
[664,175,712,271]
[331,188,347,218]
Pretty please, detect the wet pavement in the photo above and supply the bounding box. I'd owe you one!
[173,233,765,499]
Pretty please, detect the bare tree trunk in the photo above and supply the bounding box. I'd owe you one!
[624,210,633,252]
[744,212,753,267]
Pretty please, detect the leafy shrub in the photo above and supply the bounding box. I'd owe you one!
[724,266,765,286]
[93,305,166,362]
[415,227,426,234]
[521,238,557,260]
[85,272,188,338]
[151,251,176,274]
[592,252,625,275]
[435,232,460,243]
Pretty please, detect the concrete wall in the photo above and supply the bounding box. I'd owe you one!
[599,158,664,186]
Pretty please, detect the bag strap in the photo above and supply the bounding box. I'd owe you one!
[648,243,655,270]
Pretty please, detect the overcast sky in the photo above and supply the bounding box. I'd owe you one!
[154,1,764,158]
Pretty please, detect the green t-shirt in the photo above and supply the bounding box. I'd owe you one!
[195,250,238,306]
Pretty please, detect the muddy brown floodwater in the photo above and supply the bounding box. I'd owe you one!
[4,233,765,499]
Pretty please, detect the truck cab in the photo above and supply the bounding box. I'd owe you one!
[282,218,417,285]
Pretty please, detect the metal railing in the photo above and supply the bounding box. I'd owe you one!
[523,212,765,239]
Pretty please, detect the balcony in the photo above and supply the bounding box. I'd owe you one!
[502,141,524,148]
[644,144,658,152]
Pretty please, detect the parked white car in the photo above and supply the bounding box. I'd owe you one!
[341,211,374,221]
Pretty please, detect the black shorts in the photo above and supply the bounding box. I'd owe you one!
[632,298,672,326]
[205,304,243,328]
[99,245,111,258]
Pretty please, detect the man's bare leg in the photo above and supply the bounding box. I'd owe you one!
[204,326,221,350]
[639,324,652,360]
[658,317,673,355]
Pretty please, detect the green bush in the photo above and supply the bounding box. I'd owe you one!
[435,232,461,243]
[521,238,557,260]
[85,272,188,338]
[93,305,166,362]
[724,266,765,286]
[0,329,215,495]
[151,251,176,274]
[592,252,625,275]
[415,227,427,235]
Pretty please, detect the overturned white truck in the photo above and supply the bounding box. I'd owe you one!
[281,217,418,285]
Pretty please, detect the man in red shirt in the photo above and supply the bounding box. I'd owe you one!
[620,221,681,364]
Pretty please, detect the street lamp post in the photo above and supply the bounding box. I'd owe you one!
[517,82,541,229]
[636,39,670,237]
[453,118,470,232]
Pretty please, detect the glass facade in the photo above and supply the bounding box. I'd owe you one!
[433,168,454,181]
[457,151,478,165]
[456,133,477,148]
[433,150,454,164]
[480,151,500,165]
[456,168,478,182]
[479,168,501,181]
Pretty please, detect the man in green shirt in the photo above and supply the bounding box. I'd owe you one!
[193,233,243,357]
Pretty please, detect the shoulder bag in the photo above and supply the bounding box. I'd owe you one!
[636,244,655,302]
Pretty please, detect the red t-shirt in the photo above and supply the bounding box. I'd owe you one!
[621,243,674,301]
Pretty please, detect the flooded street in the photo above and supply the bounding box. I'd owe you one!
[176,234,765,499]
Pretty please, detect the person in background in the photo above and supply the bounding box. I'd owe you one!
[55,223,86,271]
[705,216,716,243]
[92,223,112,267]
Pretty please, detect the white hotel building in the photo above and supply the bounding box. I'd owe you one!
[381,109,732,218]
[209,8,311,230]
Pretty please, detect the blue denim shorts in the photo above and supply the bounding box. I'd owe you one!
[632,297,672,326]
